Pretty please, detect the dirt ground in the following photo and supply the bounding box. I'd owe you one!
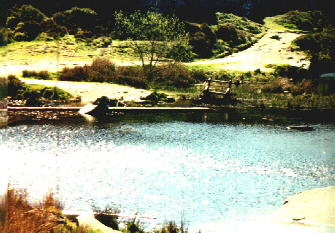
[190,29,309,71]
[21,78,151,104]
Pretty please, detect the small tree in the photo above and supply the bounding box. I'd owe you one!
[114,11,192,78]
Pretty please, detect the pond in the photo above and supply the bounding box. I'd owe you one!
[1,110,335,232]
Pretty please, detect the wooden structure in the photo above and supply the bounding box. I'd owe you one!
[8,106,213,113]
[201,79,241,104]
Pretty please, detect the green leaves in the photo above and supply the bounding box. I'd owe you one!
[114,11,192,76]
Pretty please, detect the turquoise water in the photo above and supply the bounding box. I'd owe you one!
[1,112,335,231]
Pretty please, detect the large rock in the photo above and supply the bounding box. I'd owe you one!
[272,186,335,226]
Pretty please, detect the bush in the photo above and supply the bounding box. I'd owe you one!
[22,70,50,80]
[0,188,95,233]
[0,27,12,46]
[276,10,328,31]
[294,28,335,74]
[215,12,263,34]
[166,40,195,62]
[14,21,41,41]
[270,64,309,81]
[189,31,213,58]
[40,18,68,39]
[89,57,116,82]
[154,63,197,88]
[154,221,188,233]
[8,75,27,97]
[92,36,112,48]
[59,66,90,82]
[215,23,250,46]
[8,4,46,28]
[53,7,98,35]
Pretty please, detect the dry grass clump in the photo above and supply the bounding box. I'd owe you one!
[0,188,95,233]
[262,78,315,95]
[0,188,65,233]
[22,70,50,80]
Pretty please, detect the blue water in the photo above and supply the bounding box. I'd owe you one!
[1,112,335,231]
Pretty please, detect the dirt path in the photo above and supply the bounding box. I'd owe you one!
[189,30,309,71]
[21,78,151,104]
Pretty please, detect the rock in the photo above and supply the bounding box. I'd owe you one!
[272,186,335,226]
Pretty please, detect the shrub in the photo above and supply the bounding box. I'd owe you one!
[293,28,335,74]
[89,57,116,82]
[189,31,213,58]
[141,91,168,104]
[9,4,46,28]
[275,10,328,31]
[22,70,50,80]
[0,188,95,233]
[40,18,68,39]
[0,188,63,233]
[270,64,309,81]
[14,21,41,41]
[166,40,195,62]
[53,7,98,34]
[154,221,188,233]
[8,75,27,97]
[215,12,263,34]
[262,78,292,93]
[154,63,197,88]
[0,27,12,46]
[92,36,112,48]
[59,66,90,81]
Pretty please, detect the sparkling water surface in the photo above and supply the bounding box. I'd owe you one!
[1,112,335,231]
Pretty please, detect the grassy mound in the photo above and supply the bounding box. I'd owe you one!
[7,75,73,105]
[271,10,328,31]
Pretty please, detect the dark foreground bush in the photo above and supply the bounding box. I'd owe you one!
[0,188,95,233]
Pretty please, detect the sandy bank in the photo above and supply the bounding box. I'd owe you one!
[20,78,151,104]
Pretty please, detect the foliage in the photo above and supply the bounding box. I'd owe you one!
[189,31,213,58]
[123,219,145,233]
[114,11,190,76]
[267,64,309,81]
[0,27,12,46]
[274,10,328,31]
[53,7,99,35]
[293,27,335,74]
[0,188,97,233]
[8,75,72,103]
[57,58,204,90]
[153,221,188,233]
[7,4,46,29]
[22,70,50,80]
[153,63,202,89]
[215,13,263,34]
[141,91,168,104]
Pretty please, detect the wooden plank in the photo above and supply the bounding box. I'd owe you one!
[108,107,213,113]
[8,106,213,113]
[8,106,81,111]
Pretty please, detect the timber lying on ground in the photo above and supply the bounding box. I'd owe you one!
[8,106,214,113]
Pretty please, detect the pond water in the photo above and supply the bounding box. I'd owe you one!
[1,110,335,232]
